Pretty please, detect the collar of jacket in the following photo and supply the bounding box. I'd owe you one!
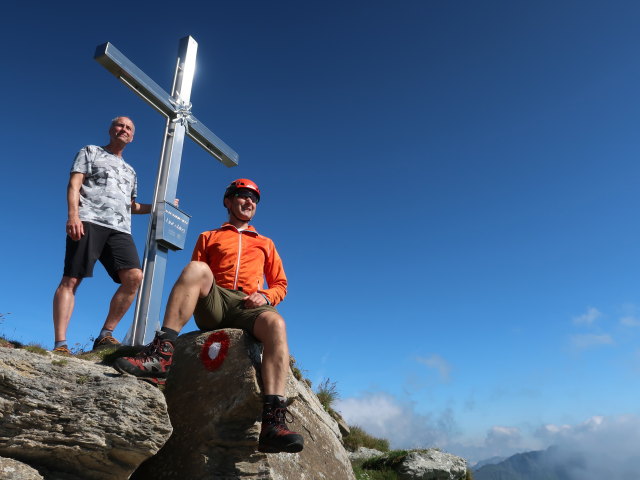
[219,223,260,236]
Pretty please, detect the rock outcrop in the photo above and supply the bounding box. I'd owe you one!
[0,456,44,480]
[0,334,467,480]
[0,348,172,479]
[396,450,467,480]
[348,446,385,462]
[132,329,356,480]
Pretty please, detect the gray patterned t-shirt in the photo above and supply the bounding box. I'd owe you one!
[71,145,138,234]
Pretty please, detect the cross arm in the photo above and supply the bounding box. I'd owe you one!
[187,117,239,167]
[94,42,239,167]
[95,42,176,118]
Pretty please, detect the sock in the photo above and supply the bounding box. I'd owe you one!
[159,326,179,342]
[54,340,67,349]
[98,328,113,339]
[264,395,287,407]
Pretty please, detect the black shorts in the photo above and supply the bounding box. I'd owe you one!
[63,222,141,283]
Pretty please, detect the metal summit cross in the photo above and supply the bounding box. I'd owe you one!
[94,36,238,345]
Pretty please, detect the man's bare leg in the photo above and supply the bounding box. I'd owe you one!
[252,311,290,396]
[102,268,143,331]
[53,276,82,345]
[113,261,213,379]
[252,311,303,453]
[162,261,214,331]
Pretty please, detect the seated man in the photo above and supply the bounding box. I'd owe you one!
[114,178,303,454]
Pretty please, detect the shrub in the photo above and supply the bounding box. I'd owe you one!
[343,425,390,452]
[362,450,409,470]
[316,378,339,412]
[23,344,48,355]
[353,464,399,480]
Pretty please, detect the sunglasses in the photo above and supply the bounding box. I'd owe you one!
[234,191,259,203]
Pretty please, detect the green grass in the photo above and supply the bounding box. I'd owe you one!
[362,450,412,470]
[316,378,339,412]
[351,450,409,480]
[344,425,390,452]
[290,356,313,388]
[22,344,48,355]
[353,465,399,480]
[353,450,473,480]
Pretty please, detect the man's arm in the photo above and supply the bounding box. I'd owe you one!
[131,198,179,215]
[255,240,288,307]
[66,173,85,241]
[131,199,152,214]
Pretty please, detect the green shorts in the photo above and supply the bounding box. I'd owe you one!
[193,282,278,334]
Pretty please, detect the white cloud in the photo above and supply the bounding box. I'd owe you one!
[534,415,640,480]
[416,354,452,382]
[620,316,640,327]
[445,425,541,465]
[486,426,521,448]
[572,307,601,326]
[336,389,640,477]
[570,333,614,350]
[335,392,456,450]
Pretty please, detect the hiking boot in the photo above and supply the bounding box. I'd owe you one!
[92,335,120,351]
[113,334,174,379]
[258,399,304,453]
[140,376,167,387]
[52,345,71,356]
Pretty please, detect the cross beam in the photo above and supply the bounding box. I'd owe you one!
[94,36,238,345]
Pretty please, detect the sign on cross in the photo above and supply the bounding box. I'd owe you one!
[94,36,238,345]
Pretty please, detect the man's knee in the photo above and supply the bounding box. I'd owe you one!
[180,261,213,285]
[58,276,81,292]
[119,268,143,289]
[255,312,287,339]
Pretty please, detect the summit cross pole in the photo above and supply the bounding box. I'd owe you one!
[94,36,239,345]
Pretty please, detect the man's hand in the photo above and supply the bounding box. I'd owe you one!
[243,293,268,309]
[66,217,84,241]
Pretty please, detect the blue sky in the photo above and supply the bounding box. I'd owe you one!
[2,0,639,466]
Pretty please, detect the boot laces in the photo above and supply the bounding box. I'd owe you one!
[270,407,295,431]
[137,336,168,359]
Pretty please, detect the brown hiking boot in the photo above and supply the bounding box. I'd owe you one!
[258,398,304,453]
[92,335,121,351]
[52,345,72,356]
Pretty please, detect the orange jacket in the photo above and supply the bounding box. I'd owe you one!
[191,223,288,306]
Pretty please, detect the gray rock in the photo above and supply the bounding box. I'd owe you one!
[133,329,355,480]
[0,456,43,480]
[0,348,172,479]
[348,446,385,462]
[332,410,351,438]
[396,449,467,480]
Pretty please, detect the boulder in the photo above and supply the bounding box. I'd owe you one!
[396,449,467,480]
[0,456,43,480]
[348,446,385,462]
[133,329,355,480]
[0,348,172,479]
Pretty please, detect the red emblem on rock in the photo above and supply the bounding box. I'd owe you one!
[200,331,230,371]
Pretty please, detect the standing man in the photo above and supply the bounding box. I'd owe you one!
[52,116,151,354]
[114,179,304,454]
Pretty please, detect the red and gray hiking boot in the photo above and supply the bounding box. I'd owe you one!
[258,397,304,453]
[113,334,174,381]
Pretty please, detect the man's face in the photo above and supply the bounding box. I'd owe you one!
[109,117,135,145]
[225,189,258,222]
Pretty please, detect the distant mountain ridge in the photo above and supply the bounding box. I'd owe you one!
[473,446,581,480]
[472,456,505,470]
